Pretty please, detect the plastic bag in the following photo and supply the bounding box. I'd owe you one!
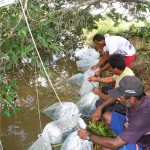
[67,73,84,86]
[84,68,99,76]
[60,131,93,150]
[78,77,99,96]
[77,92,100,116]
[28,135,52,150]
[76,59,99,71]
[78,69,99,97]
[75,45,100,60]
[77,118,87,129]
[42,102,79,120]
[42,114,81,144]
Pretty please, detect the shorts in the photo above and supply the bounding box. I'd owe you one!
[110,112,143,150]
[124,53,136,67]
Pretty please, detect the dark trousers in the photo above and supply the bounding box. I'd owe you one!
[96,86,126,115]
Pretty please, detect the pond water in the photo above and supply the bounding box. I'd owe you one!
[1,55,80,150]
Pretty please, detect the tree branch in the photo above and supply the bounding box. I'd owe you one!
[54,0,149,14]
[0,0,29,46]
[121,0,150,4]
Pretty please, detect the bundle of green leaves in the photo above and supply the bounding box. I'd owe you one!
[87,121,115,137]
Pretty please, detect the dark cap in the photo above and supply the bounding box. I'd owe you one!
[108,76,143,99]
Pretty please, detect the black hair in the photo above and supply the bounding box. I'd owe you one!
[93,34,105,41]
[108,54,125,71]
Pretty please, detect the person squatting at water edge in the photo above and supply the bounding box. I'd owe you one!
[78,76,150,150]
[91,34,136,77]
[88,54,135,115]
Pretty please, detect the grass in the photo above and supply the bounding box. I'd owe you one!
[82,17,146,47]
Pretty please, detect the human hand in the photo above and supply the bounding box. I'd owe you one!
[91,65,98,70]
[95,70,101,77]
[77,129,90,140]
[92,88,101,95]
[97,47,103,53]
[92,109,102,122]
[88,76,98,82]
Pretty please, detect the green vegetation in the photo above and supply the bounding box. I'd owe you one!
[88,121,115,137]
[83,18,150,48]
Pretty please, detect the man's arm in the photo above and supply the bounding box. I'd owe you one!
[91,51,109,70]
[88,76,114,83]
[92,88,109,100]
[78,130,126,150]
[95,63,110,77]
[92,97,117,122]
[90,135,126,149]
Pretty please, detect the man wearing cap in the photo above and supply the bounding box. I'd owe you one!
[78,76,150,150]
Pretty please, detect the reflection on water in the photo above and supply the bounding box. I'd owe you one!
[30,75,48,87]
[1,54,79,150]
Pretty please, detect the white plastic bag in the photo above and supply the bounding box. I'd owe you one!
[78,69,99,96]
[42,102,79,120]
[42,114,81,144]
[76,59,99,71]
[28,135,52,150]
[75,45,100,60]
[77,92,100,116]
[67,73,84,86]
[60,131,93,150]
[60,118,93,150]
[84,68,99,76]
[78,77,99,96]
[77,118,87,129]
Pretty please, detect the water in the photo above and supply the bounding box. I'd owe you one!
[1,56,79,150]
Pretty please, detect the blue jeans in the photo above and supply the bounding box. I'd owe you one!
[110,112,143,150]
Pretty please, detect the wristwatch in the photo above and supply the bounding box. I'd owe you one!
[86,133,92,141]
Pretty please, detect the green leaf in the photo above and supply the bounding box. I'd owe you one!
[6,96,13,103]
[6,63,13,70]
[13,109,17,116]
[2,108,12,117]
[2,108,8,116]
[7,109,12,117]
[18,29,26,36]
[10,78,20,86]
[37,36,49,48]
[15,107,24,113]
[24,44,35,52]
[12,56,19,65]
[49,43,64,52]
[11,103,16,108]
[3,99,10,105]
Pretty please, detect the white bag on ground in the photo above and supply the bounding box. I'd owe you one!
[78,69,99,96]
[67,73,84,86]
[42,102,79,120]
[77,92,100,116]
[28,135,52,150]
[42,114,81,144]
[60,131,93,150]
